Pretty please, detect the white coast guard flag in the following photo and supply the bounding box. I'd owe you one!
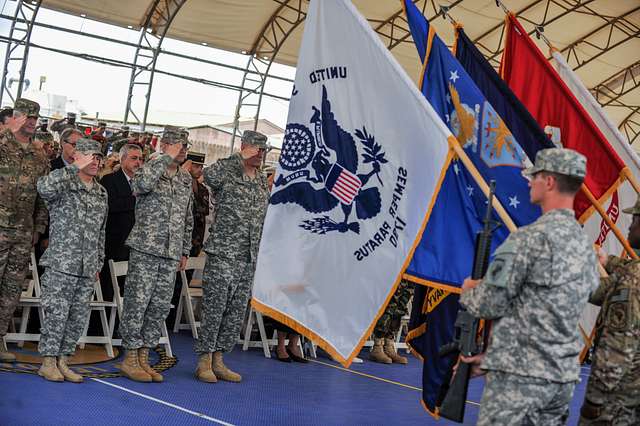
[252,0,452,366]
[552,51,640,355]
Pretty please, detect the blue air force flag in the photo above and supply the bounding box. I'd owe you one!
[252,0,452,366]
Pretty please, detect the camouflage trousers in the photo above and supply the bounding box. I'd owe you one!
[38,269,94,357]
[0,228,32,337]
[194,256,253,354]
[579,330,640,426]
[477,371,576,426]
[119,249,178,350]
[373,280,413,339]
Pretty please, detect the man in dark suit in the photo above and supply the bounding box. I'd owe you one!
[50,127,82,171]
[99,144,143,301]
[87,144,143,336]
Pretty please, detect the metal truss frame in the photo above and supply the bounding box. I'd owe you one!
[560,5,640,71]
[229,0,468,153]
[123,0,187,130]
[0,0,41,107]
[616,103,640,146]
[474,0,598,69]
[229,0,308,152]
[371,0,465,50]
[591,60,640,107]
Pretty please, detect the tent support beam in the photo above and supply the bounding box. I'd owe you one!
[0,0,42,107]
[123,0,186,130]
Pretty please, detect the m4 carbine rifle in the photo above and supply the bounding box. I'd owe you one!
[437,180,498,423]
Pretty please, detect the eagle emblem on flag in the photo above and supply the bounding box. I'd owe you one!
[271,85,386,235]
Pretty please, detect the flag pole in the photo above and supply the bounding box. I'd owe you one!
[622,168,640,195]
[581,183,638,259]
[447,138,518,232]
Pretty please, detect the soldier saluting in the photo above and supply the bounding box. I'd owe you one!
[0,99,49,362]
[36,138,107,383]
[194,130,270,383]
[459,148,600,425]
[119,127,193,383]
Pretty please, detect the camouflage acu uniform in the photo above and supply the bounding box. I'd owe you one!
[120,137,193,350]
[579,201,640,425]
[0,99,49,339]
[373,279,413,339]
[194,131,270,354]
[36,138,108,357]
[460,148,600,426]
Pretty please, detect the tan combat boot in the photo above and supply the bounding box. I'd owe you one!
[369,338,392,364]
[38,356,64,382]
[384,338,408,364]
[57,356,83,383]
[195,353,217,383]
[138,348,163,382]
[0,345,16,362]
[212,351,241,382]
[119,349,152,382]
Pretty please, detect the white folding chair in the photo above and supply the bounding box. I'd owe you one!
[108,259,173,358]
[241,308,272,358]
[6,251,43,346]
[78,280,116,357]
[173,256,205,338]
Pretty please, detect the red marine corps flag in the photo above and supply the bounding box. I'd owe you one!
[500,14,628,223]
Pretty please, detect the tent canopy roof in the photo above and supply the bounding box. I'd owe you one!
[41,0,640,142]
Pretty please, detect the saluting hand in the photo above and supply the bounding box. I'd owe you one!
[240,145,260,160]
[181,159,192,172]
[596,247,608,267]
[165,143,182,159]
[5,115,27,134]
[73,152,94,170]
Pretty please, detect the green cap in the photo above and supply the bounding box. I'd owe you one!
[522,147,586,179]
[76,138,103,157]
[14,98,40,117]
[241,130,268,148]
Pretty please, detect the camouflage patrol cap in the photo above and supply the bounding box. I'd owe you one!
[522,148,586,179]
[622,198,640,215]
[160,128,183,145]
[186,151,205,165]
[75,138,103,157]
[14,98,40,117]
[241,130,268,148]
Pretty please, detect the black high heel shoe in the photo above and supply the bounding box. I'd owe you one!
[286,347,309,364]
[275,349,292,363]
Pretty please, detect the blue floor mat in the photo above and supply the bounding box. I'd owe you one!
[0,332,589,425]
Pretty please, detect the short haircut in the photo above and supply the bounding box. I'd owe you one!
[119,143,142,160]
[539,171,584,195]
[60,127,83,143]
[0,108,13,124]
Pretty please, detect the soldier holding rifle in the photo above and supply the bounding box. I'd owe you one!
[459,148,599,425]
